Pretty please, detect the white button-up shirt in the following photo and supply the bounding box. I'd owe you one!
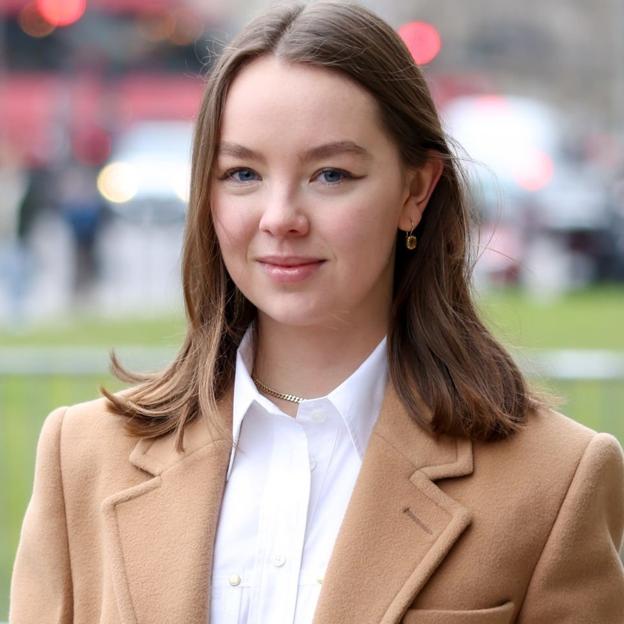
[209,329,388,624]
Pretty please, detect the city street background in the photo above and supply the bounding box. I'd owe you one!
[1,0,624,618]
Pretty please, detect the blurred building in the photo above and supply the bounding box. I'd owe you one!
[376,1,624,133]
[0,0,623,325]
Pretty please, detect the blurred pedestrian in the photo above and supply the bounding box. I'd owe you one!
[57,164,106,304]
[0,142,27,327]
[11,2,624,623]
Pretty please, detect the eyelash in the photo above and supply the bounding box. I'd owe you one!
[219,167,355,185]
[316,168,354,185]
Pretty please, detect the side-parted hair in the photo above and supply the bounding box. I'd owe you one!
[104,0,539,450]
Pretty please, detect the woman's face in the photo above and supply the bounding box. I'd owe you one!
[211,55,438,331]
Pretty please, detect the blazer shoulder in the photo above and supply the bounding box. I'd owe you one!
[38,395,143,487]
[472,406,623,498]
[503,405,610,460]
[529,405,596,439]
[55,395,134,447]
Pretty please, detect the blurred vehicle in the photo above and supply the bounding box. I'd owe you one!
[97,121,193,223]
[442,94,623,288]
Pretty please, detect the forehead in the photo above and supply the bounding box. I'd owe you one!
[219,55,388,147]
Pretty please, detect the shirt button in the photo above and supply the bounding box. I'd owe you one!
[310,409,326,423]
[310,457,318,471]
[228,574,241,586]
[316,575,324,584]
[272,554,287,567]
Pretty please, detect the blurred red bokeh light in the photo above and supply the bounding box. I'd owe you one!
[514,149,555,192]
[19,3,55,37]
[36,0,86,27]
[398,21,442,65]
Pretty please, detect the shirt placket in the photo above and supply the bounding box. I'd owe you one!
[299,403,339,530]
[249,415,311,624]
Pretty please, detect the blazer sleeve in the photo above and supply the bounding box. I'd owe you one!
[517,432,624,623]
[10,406,73,624]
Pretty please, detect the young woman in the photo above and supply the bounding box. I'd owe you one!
[11,2,624,623]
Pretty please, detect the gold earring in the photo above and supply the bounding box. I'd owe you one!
[405,220,417,250]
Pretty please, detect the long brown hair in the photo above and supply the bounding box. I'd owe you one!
[104,1,538,450]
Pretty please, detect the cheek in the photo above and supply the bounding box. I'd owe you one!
[212,203,255,257]
[213,213,253,292]
[332,198,400,257]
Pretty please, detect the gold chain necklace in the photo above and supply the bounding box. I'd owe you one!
[251,375,305,404]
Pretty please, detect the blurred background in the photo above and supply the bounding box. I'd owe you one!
[1,0,624,617]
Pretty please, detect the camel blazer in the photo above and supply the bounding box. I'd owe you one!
[10,383,624,624]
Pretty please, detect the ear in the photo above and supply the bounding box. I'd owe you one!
[398,154,444,231]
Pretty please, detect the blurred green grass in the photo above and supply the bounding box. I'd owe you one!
[0,312,186,348]
[1,287,624,618]
[477,286,624,350]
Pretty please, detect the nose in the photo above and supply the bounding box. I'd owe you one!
[258,187,309,238]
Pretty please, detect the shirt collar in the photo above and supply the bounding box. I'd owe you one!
[227,326,388,480]
[324,335,388,458]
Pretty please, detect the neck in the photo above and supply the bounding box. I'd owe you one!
[252,315,387,402]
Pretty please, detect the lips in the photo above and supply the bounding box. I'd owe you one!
[256,255,324,267]
[256,256,325,283]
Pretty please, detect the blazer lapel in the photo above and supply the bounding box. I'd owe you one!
[313,384,473,624]
[101,392,233,624]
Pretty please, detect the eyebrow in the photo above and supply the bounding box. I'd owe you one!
[217,140,373,163]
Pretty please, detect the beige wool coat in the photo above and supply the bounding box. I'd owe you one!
[10,383,624,624]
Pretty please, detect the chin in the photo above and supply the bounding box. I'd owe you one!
[261,308,326,328]
[255,297,341,329]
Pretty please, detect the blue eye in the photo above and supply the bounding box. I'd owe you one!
[318,168,351,185]
[225,168,259,183]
